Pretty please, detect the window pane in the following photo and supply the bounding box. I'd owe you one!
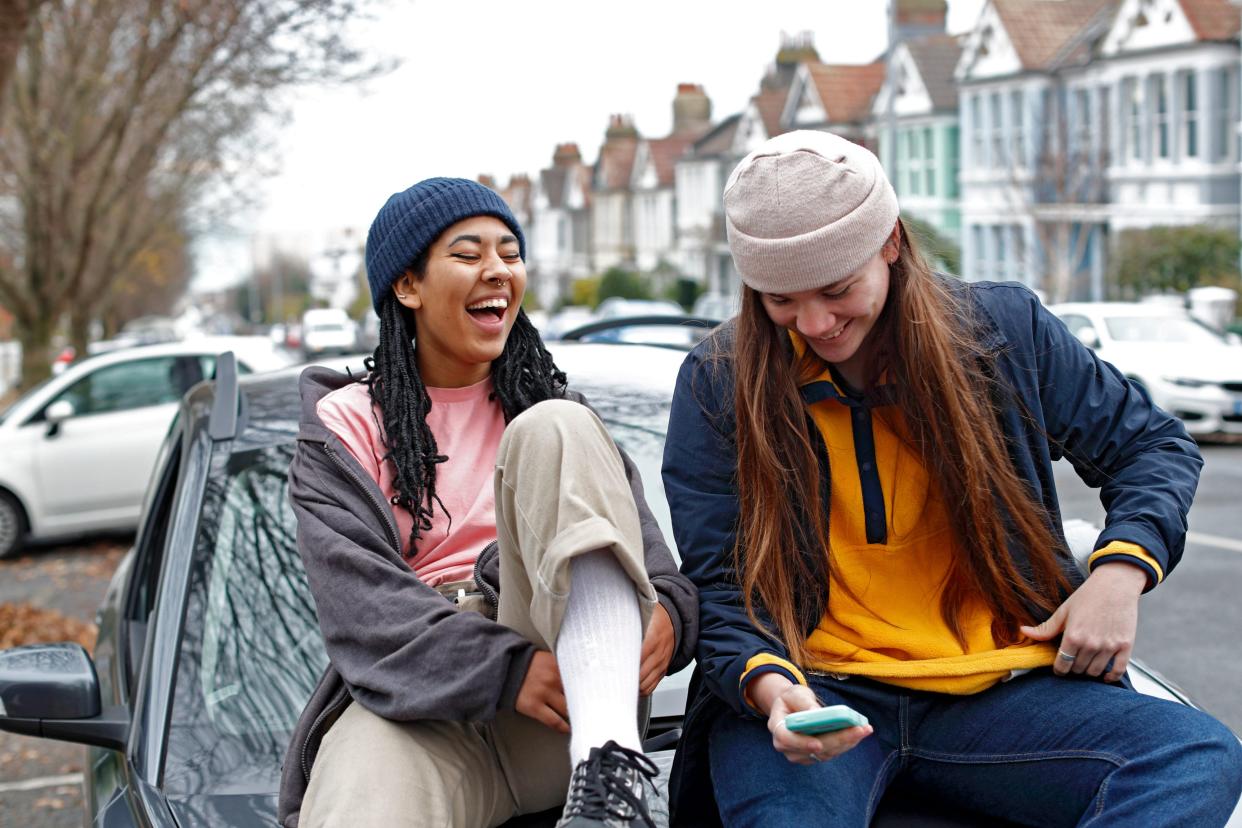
[53,357,183,416]
[1184,71,1198,158]
[1153,75,1169,159]
[924,127,935,195]
[1010,90,1025,164]
[165,445,327,795]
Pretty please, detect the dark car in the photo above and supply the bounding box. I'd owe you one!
[0,342,1237,828]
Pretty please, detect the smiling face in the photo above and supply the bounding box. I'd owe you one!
[758,228,898,388]
[393,215,526,388]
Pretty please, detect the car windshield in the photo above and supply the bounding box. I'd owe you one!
[162,382,677,795]
[164,443,327,796]
[1103,315,1227,344]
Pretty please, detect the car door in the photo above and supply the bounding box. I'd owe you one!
[26,355,207,532]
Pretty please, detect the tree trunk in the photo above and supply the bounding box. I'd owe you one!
[69,308,91,358]
[15,314,54,390]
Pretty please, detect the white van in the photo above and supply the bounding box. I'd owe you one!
[301,308,358,359]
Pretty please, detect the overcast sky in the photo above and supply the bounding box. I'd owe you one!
[193,0,985,291]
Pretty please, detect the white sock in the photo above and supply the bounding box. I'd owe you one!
[556,548,643,765]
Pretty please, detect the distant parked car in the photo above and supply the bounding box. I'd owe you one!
[542,305,598,340]
[0,337,295,558]
[594,297,685,319]
[691,292,737,322]
[300,308,358,359]
[1049,302,1242,437]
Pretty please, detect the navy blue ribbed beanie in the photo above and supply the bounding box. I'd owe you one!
[365,178,526,312]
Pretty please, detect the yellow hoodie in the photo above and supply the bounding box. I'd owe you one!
[742,334,1159,697]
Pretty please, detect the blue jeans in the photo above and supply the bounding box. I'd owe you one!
[708,670,1242,827]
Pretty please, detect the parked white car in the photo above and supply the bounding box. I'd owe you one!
[0,337,295,558]
[1049,302,1242,437]
[301,308,358,359]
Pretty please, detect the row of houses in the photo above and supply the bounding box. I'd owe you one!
[490,0,1242,308]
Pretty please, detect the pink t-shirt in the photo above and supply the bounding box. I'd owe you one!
[315,378,505,587]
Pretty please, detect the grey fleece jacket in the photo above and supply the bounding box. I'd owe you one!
[277,366,699,828]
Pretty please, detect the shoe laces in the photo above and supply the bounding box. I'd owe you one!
[563,740,659,827]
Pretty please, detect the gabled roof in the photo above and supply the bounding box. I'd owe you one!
[539,167,568,209]
[805,61,886,124]
[688,113,742,159]
[751,87,789,137]
[595,138,639,192]
[904,33,963,111]
[638,126,709,188]
[500,174,532,215]
[992,0,1117,70]
[1179,0,1241,41]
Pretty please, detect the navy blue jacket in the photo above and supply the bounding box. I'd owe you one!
[661,280,1203,825]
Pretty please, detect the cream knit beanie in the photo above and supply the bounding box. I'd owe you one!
[724,130,899,292]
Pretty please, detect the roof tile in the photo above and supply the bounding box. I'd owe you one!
[806,61,887,124]
[991,0,1117,70]
[1179,0,1241,41]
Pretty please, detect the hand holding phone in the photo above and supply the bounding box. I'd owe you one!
[783,704,869,735]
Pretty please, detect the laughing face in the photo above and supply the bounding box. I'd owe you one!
[392,215,526,388]
[758,230,897,388]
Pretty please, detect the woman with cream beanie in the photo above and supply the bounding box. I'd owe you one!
[661,131,1240,826]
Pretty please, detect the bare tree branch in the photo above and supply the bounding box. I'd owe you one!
[0,0,391,388]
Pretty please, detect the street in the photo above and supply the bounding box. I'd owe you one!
[1054,444,1242,733]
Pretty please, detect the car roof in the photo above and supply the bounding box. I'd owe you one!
[188,342,690,451]
[1048,302,1190,317]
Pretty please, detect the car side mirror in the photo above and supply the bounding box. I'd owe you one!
[44,400,75,437]
[1074,328,1100,350]
[0,643,128,751]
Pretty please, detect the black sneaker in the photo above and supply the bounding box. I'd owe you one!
[555,740,665,827]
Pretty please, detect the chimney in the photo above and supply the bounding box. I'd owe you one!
[895,0,947,41]
[672,83,711,134]
[605,113,639,141]
[477,174,497,190]
[552,143,582,167]
[766,31,819,90]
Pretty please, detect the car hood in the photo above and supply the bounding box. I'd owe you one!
[1100,342,1242,382]
[166,793,277,827]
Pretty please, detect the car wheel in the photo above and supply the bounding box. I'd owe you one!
[0,491,26,559]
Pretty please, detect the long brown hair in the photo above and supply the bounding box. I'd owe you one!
[730,220,1072,665]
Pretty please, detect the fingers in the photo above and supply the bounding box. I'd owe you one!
[1104,652,1129,684]
[1020,604,1066,642]
[639,667,659,696]
[534,703,570,734]
[1052,640,1131,680]
[772,722,873,766]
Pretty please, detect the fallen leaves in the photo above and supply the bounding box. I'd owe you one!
[0,602,97,653]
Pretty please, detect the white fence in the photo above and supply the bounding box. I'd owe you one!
[0,342,20,397]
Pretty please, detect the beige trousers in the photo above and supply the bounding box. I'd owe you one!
[300,399,658,828]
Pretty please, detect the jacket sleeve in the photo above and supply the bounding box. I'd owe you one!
[661,346,803,716]
[567,390,699,673]
[289,439,537,722]
[1020,289,1203,587]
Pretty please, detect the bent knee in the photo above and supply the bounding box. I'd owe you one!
[502,399,604,451]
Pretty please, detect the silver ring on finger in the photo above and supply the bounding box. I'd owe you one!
[809,752,822,762]
[1056,649,1076,663]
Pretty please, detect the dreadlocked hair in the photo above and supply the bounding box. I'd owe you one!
[365,273,567,551]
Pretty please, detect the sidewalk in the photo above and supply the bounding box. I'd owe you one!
[0,539,127,827]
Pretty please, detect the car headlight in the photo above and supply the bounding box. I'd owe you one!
[1161,377,1209,389]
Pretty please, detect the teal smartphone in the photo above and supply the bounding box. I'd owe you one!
[784,704,869,735]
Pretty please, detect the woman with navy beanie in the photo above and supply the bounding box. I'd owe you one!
[277,178,697,828]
